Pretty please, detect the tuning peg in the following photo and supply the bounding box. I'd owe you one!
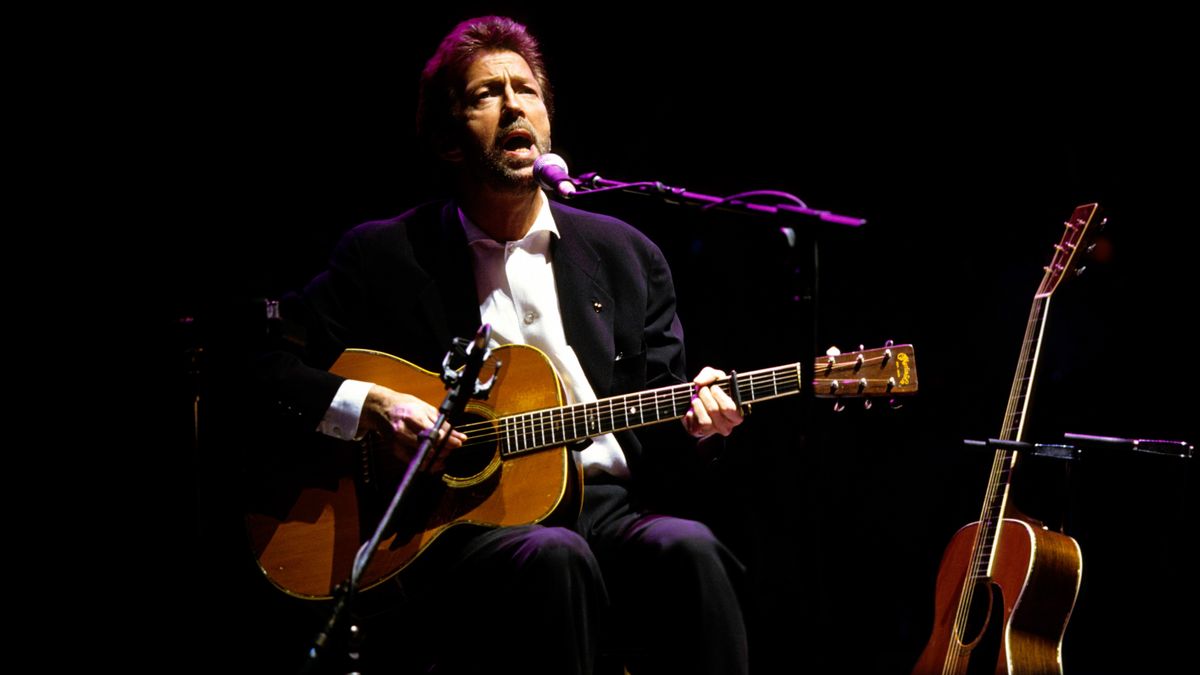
[825,346,840,372]
[863,399,873,410]
[884,339,894,348]
[889,398,904,410]
[833,401,846,412]
[1075,265,1087,277]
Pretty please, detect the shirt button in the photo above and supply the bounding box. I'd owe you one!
[524,311,537,324]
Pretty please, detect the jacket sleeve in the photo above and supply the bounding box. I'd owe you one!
[251,227,372,433]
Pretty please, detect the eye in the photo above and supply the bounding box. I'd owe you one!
[475,86,499,100]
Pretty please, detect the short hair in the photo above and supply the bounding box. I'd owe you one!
[416,16,554,152]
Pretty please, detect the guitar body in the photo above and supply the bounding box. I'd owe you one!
[245,345,583,599]
[913,518,1082,675]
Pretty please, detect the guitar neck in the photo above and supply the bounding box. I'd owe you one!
[969,203,1100,580]
[495,343,917,458]
[497,363,803,457]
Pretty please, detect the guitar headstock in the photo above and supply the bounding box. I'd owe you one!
[812,342,918,399]
[1037,203,1105,298]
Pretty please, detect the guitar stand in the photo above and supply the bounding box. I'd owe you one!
[299,325,496,675]
[962,433,1193,534]
[963,433,1195,461]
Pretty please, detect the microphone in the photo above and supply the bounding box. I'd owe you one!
[533,153,577,198]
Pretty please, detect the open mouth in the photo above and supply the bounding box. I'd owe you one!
[500,129,535,154]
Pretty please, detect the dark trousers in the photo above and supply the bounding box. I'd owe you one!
[366,483,749,675]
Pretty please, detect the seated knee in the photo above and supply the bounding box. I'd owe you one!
[514,526,593,568]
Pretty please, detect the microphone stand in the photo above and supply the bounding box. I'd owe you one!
[566,172,867,227]
[300,324,498,675]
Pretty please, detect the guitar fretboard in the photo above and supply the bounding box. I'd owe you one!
[497,363,803,456]
[970,289,1051,580]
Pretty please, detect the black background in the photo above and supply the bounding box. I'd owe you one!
[151,6,1195,673]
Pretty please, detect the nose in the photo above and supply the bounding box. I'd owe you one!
[501,83,525,118]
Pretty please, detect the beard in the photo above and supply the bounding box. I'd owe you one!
[465,119,551,193]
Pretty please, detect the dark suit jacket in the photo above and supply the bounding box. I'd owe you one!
[260,198,695,487]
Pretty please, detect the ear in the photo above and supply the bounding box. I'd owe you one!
[434,127,465,165]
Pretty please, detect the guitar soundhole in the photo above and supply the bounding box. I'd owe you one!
[962,581,1004,675]
[442,411,499,480]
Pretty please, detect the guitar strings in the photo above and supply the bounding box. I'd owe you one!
[943,297,1046,673]
[446,369,805,450]
[443,353,901,451]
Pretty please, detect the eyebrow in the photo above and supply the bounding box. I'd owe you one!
[467,72,537,91]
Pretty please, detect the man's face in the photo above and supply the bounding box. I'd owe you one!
[452,50,552,192]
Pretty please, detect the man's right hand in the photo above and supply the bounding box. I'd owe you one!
[359,384,467,465]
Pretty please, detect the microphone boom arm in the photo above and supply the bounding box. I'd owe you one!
[568,172,865,227]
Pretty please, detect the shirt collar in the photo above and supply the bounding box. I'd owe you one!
[460,190,559,246]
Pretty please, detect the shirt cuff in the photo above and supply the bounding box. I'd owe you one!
[317,379,374,440]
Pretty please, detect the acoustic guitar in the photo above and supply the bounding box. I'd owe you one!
[247,342,918,599]
[912,203,1102,675]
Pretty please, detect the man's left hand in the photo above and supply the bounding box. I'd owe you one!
[682,367,744,439]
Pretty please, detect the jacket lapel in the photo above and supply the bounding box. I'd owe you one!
[411,201,483,356]
[550,203,616,397]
